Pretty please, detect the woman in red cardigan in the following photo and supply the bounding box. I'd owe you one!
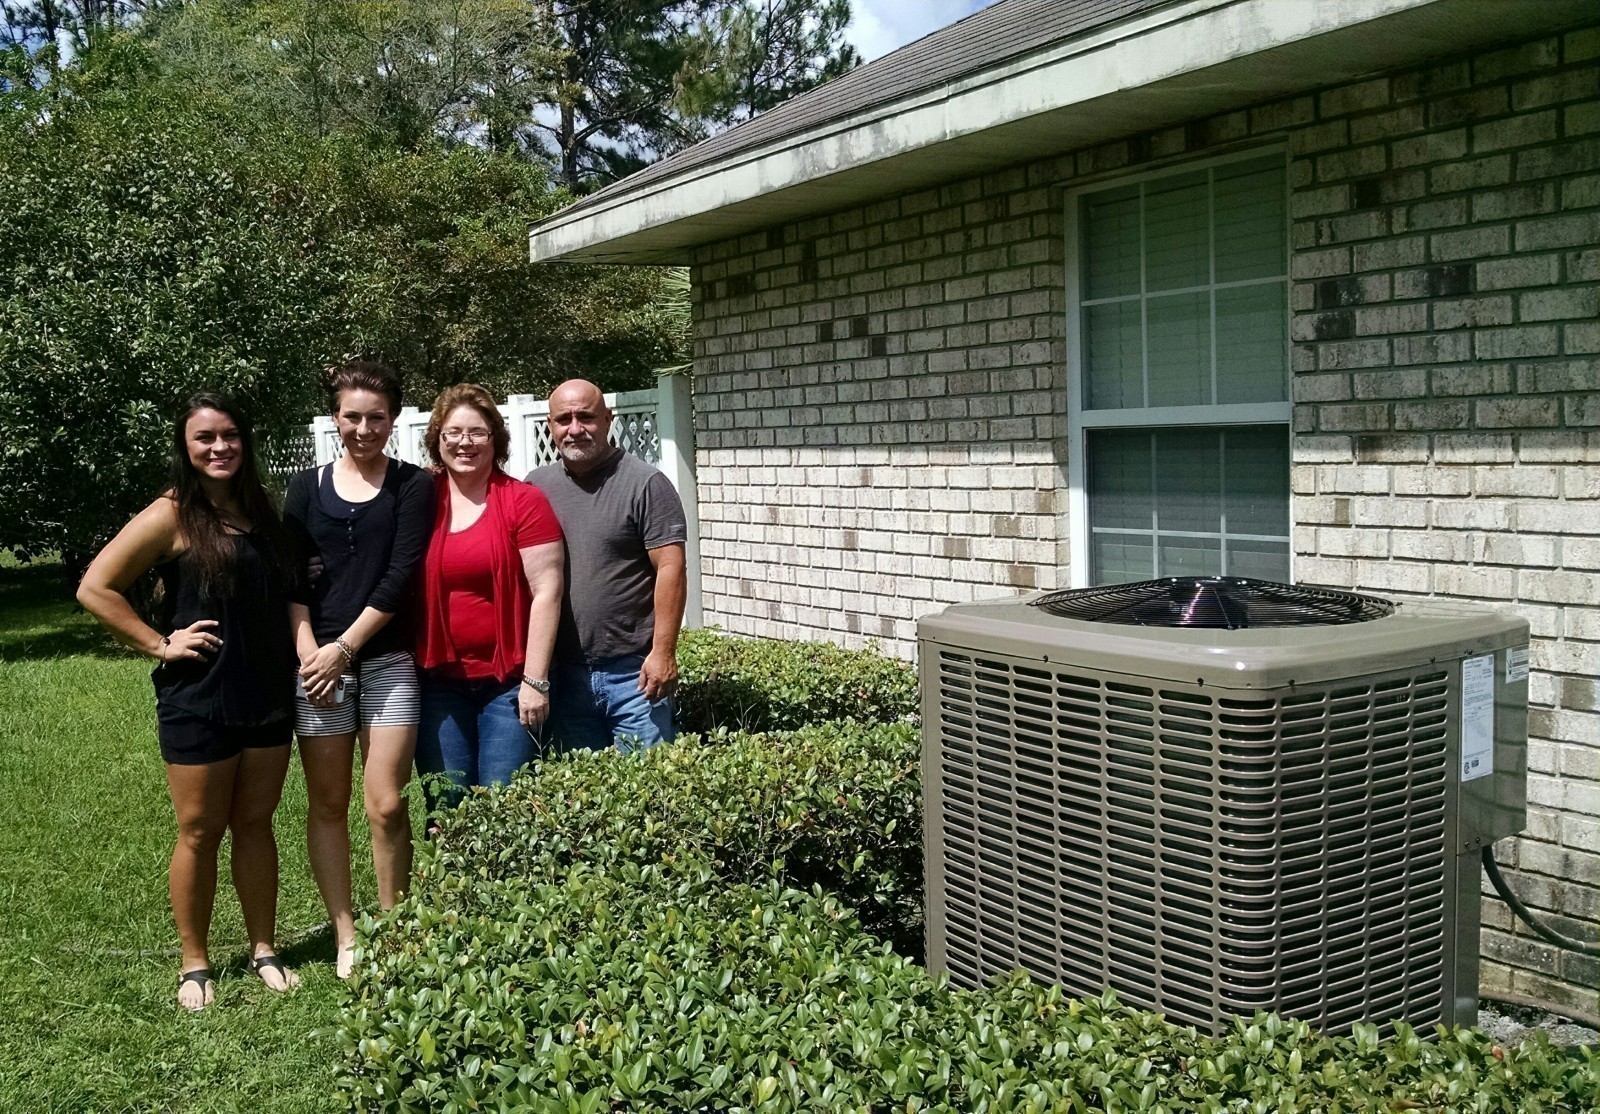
[413,383,564,815]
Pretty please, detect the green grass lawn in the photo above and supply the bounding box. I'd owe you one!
[0,559,417,1113]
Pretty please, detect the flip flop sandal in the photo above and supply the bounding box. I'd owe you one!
[248,954,298,992]
[177,967,214,1012]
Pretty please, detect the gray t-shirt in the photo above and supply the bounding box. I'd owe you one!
[527,448,687,663]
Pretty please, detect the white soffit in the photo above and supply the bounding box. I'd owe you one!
[530,0,1590,264]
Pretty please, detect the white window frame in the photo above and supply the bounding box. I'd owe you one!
[1064,146,1293,588]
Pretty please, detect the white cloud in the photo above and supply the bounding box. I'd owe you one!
[846,0,997,62]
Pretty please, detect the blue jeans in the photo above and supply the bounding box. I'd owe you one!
[415,674,540,815]
[547,653,675,756]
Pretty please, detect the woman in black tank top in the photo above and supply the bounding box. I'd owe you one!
[77,392,301,1011]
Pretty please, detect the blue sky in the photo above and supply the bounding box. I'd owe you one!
[846,0,997,62]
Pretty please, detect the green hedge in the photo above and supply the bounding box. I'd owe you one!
[675,628,917,734]
[412,720,923,956]
[341,853,1598,1112]
[335,632,1600,1112]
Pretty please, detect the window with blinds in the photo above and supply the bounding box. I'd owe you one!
[1067,152,1292,587]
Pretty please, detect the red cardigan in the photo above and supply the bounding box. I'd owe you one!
[416,470,563,682]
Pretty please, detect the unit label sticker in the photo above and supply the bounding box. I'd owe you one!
[1505,647,1529,684]
[1461,654,1495,783]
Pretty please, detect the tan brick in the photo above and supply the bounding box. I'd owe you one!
[1472,109,1560,153]
[1393,466,1471,496]
[1392,333,1472,367]
[1520,287,1600,322]
[1391,530,1472,562]
[1354,560,1430,594]
[1392,129,1468,168]
[1473,396,1562,427]
[1474,37,1561,82]
[1351,367,1426,399]
[1395,400,1469,430]
[1351,103,1427,145]
[1430,500,1515,530]
[1520,500,1600,534]
[1430,363,1515,397]
[1317,340,1392,371]
[1477,533,1559,566]
[1350,496,1428,528]
[1518,212,1600,252]
[1473,328,1561,361]
[1522,569,1600,605]
[1513,66,1600,110]
[1472,465,1561,498]
[1430,154,1511,193]
[1437,564,1518,599]
[1477,253,1562,290]
[1432,225,1512,262]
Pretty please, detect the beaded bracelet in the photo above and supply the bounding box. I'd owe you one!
[334,637,355,666]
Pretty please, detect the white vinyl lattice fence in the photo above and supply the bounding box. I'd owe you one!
[295,379,701,625]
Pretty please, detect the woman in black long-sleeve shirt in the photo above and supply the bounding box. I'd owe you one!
[284,361,433,978]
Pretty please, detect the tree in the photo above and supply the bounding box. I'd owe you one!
[677,0,857,135]
[324,142,683,400]
[0,0,856,561]
[0,40,683,564]
[0,45,343,563]
[1,0,169,83]
[147,0,554,152]
[532,0,859,189]
[146,0,860,190]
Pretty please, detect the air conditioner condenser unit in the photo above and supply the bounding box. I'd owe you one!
[919,577,1529,1035]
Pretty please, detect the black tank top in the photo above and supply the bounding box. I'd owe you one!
[152,530,294,725]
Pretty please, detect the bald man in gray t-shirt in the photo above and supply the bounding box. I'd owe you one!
[526,379,687,752]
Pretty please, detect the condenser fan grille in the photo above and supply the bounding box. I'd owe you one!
[1030,577,1394,629]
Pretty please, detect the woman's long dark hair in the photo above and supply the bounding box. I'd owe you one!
[169,391,292,599]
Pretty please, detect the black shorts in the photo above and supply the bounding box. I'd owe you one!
[157,706,293,766]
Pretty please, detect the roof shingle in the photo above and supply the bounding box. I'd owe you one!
[557,0,1173,218]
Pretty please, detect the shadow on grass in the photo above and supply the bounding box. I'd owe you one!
[0,563,132,663]
[278,922,338,971]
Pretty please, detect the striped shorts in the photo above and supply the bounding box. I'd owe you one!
[294,649,421,736]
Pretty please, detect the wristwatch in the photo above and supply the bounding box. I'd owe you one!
[521,676,551,694]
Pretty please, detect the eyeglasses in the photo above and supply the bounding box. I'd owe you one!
[441,428,491,446]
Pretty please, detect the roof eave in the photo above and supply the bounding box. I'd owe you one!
[529,0,1594,266]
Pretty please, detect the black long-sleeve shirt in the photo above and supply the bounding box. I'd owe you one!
[284,459,435,661]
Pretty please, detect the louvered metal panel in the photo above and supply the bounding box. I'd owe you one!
[921,591,1528,1036]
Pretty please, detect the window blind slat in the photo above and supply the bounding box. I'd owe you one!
[1223,429,1291,536]
[1154,429,1221,534]
[1216,284,1288,404]
[1226,540,1291,581]
[1144,172,1208,291]
[1214,157,1286,282]
[1084,302,1143,409]
[1092,533,1156,585]
[1083,185,1141,299]
[1087,432,1153,530]
[1158,537,1222,579]
[1146,292,1210,407]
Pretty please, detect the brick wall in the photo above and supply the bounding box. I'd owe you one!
[1285,30,1600,1017]
[692,172,1071,648]
[690,25,1600,1017]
